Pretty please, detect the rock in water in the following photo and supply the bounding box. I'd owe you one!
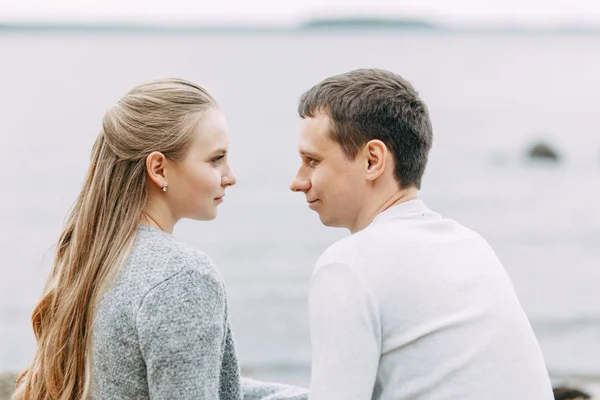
[528,142,560,162]
[552,385,591,400]
[0,372,17,400]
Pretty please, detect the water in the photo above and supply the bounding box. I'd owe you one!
[1,30,599,391]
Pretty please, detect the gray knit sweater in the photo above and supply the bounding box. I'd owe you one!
[91,224,307,400]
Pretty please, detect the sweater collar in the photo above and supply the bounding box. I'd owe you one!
[370,199,432,227]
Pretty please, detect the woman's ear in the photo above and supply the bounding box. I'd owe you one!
[364,140,387,181]
[145,151,168,190]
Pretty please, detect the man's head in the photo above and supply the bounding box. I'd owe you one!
[290,68,433,232]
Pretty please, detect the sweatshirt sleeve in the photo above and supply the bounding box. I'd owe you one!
[136,268,226,399]
[308,262,382,400]
[241,377,308,400]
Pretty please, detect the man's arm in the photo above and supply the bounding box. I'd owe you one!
[308,262,381,400]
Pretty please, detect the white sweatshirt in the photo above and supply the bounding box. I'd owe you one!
[308,199,553,400]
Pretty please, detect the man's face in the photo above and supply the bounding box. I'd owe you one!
[290,111,367,230]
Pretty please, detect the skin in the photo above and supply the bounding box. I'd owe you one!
[290,110,418,233]
[142,107,236,233]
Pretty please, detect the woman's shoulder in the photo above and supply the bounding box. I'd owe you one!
[119,225,224,296]
[95,225,225,332]
[167,240,220,278]
[136,224,217,264]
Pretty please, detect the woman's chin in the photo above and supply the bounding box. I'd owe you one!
[191,209,218,222]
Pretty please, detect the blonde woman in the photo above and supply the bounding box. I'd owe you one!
[14,79,307,400]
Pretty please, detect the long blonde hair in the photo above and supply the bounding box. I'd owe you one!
[13,78,216,399]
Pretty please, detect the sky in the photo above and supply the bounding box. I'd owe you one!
[1,0,600,27]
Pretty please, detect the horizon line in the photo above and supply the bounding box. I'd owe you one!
[1,17,600,34]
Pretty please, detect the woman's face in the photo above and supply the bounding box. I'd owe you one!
[167,107,236,221]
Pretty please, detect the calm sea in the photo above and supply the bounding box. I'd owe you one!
[1,29,599,391]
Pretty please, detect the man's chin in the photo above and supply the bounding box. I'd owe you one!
[318,213,344,229]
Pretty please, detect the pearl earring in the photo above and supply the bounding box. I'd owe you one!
[162,184,167,192]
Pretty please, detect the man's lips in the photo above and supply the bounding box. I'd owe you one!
[307,199,320,208]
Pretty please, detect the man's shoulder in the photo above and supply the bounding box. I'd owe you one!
[316,235,358,268]
[316,214,494,267]
[315,226,380,269]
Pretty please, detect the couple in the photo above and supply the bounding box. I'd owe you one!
[14,69,554,399]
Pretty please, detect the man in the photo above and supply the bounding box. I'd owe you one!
[290,68,553,399]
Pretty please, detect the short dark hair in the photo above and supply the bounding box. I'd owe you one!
[298,68,433,189]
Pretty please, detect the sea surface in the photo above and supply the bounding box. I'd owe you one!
[0,29,599,392]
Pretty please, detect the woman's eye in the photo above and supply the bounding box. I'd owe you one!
[212,155,224,164]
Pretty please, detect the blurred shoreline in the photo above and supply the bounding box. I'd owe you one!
[0,373,16,400]
[1,18,599,34]
[2,370,600,399]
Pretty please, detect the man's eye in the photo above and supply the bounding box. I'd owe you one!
[307,157,318,167]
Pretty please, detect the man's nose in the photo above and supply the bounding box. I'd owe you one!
[290,170,310,192]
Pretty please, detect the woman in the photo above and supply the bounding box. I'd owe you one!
[13,79,306,399]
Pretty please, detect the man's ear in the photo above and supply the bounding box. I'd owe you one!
[364,140,387,181]
[146,151,168,190]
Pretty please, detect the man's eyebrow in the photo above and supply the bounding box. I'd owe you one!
[300,150,320,158]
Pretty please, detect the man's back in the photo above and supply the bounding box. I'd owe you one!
[308,199,554,399]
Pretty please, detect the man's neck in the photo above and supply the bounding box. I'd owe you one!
[349,187,419,234]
